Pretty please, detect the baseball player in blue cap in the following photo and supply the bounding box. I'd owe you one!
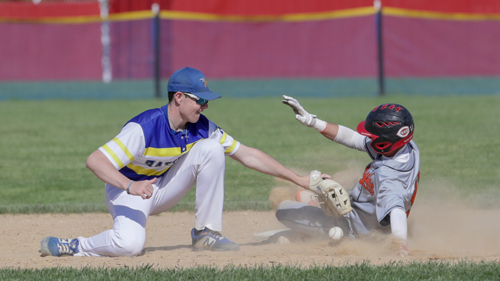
[40,67,317,257]
[277,96,420,257]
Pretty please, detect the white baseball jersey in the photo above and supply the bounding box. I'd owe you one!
[98,104,240,181]
[77,104,241,257]
[347,138,420,236]
[275,125,420,239]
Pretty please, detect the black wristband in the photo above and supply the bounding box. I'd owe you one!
[126,180,134,194]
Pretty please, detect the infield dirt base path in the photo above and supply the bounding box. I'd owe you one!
[1,201,500,269]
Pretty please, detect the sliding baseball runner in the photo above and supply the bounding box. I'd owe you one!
[273,96,420,257]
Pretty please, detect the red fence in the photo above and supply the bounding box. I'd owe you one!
[1,0,500,82]
[107,0,500,14]
[0,2,99,19]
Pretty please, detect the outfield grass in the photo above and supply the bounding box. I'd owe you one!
[1,261,499,280]
[0,95,499,213]
[1,95,499,277]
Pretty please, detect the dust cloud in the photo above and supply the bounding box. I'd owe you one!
[270,166,500,260]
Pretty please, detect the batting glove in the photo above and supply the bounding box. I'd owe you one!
[399,240,410,257]
[282,95,326,132]
[392,238,410,257]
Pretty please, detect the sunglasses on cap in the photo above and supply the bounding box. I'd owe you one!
[184,93,209,106]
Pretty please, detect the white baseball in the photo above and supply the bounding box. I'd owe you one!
[328,227,344,241]
[276,236,290,245]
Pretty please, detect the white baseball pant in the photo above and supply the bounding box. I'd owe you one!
[75,139,226,257]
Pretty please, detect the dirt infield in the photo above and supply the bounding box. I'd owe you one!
[1,199,499,269]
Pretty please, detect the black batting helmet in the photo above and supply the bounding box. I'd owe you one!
[356,104,414,154]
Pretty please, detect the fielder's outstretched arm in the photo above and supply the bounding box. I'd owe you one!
[229,144,322,189]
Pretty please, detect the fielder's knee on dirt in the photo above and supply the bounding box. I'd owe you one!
[111,229,146,256]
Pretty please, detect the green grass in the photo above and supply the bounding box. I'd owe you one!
[0,95,499,213]
[1,95,499,277]
[1,261,500,280]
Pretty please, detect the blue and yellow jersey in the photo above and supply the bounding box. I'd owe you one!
[98,104,240,181]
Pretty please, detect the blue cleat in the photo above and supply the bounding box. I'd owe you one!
[40,237,79,257]
[191,228,239,252]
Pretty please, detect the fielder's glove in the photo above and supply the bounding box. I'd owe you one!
[309,170,353,217]
[282,95,327,132]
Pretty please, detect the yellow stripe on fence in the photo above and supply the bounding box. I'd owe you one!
[0,7,375,24]
[157,7,376,22]
[2,7,500,24]
[0,15,103,24]
[384,7,500,21]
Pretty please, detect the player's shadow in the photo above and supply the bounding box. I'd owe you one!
[140,240,271,255]
[240,240,275,246]
[142,244,193,253]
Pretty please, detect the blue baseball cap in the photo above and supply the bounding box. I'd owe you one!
[167,67,221,100]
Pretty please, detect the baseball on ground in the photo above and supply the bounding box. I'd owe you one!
[328,227,344,241]
[276,236,290,245]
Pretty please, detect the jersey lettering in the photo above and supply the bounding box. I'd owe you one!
[359,168,375,195]
[146,160,166,167]
[145,160,173,168]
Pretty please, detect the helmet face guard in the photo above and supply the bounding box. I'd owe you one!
[356,104,414,154]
